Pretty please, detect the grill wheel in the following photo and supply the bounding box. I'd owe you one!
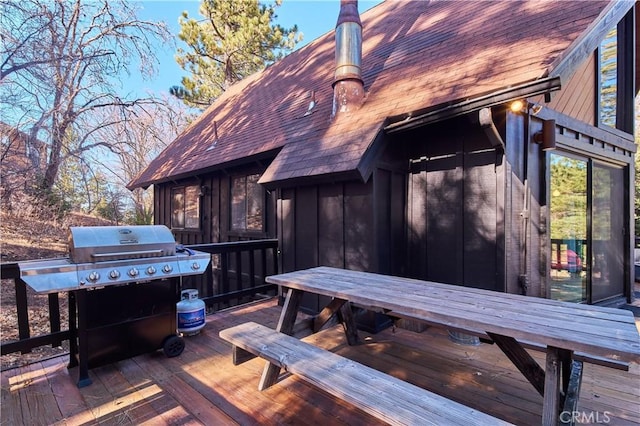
[162,335,185,357]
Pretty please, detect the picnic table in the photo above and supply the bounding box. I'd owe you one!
[224,266,640,425]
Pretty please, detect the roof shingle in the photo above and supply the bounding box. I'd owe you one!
[129,0,614,189]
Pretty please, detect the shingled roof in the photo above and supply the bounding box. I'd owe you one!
[128,0,628,189]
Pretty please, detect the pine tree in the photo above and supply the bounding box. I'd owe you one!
[171,0,301,108]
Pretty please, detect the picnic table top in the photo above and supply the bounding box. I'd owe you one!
[266,267,640,364]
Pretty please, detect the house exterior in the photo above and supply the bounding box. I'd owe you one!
[129,0,638,313]
[0,122,47,209]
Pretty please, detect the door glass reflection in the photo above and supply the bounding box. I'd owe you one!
[591,164,624,302]
[550,154,587,302]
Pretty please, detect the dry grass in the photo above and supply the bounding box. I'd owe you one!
[0,209,113,370]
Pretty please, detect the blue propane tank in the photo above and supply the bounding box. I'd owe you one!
[177,289,205,336]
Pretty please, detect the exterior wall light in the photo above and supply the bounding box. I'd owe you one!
[533,119,556,151]
[510,99,527,113]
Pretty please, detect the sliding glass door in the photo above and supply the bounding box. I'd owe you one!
[591,163,624,302]
[550,154,587,302]
[549,153,625,303]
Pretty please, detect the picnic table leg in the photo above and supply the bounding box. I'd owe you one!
[313,298,346,331]
[561,360,583,425]
[259,287,303,390]
[542,346,563,426]
[337,300,360,345]
[313,298,360,345]
[487,332,545,396]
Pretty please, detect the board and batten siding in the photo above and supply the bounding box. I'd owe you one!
[277,181,375,313]
[402,118,506,292]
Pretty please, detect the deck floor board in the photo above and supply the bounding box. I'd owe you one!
[2,298,639,425]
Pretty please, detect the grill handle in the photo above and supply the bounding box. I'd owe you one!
[91,249,165,260]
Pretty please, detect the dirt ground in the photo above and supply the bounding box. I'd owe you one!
[0,210,113,370]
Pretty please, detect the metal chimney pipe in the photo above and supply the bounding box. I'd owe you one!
[332,0,364,117]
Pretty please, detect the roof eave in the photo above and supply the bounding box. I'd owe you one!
[384,76,562,134]
[126,148,281,191]
[546,0,634,83]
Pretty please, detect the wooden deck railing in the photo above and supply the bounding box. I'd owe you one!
[185,239,279,308]
[0,239,279,357]
[0,263,68,356]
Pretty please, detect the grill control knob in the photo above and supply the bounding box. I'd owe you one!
[128,268,139,278]
[162,264,173,274]
[108,270,120,280]
[146,266,157,275]
[87,272,100,283]
[191,262,201,271]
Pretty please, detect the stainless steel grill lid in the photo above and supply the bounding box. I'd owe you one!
[19,225,210,293]
[69,225,176,263]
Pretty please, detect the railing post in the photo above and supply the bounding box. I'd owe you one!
[261,248,267,284]
[15,278,31,353]
[249,249,256,289]
[235,249,243,297]
[184,239,278,308]
[48,293,62,347]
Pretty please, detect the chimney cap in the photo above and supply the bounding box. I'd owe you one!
[336,0,361,27]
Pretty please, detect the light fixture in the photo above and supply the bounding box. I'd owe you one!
[510,99,527,113]
[533,119,556,151]
[530,103,543,115]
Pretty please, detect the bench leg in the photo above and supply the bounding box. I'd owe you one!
[232,346,256,365]
[259,288,303,390]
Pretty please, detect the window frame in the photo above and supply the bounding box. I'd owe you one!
[170,185,201,230]
[229,173,265,236]
[547,150,628,304]
[596,10,634,134]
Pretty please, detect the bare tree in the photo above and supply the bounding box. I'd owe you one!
[0,0,173,198]
[89,96,191,224]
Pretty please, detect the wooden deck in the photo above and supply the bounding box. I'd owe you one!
[2,297,639,425]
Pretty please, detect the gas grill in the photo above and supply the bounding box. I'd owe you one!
[18,225,211,387]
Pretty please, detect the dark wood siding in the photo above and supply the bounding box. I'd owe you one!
[374,169,407,276]
[504,112,527,296]
[402,117,504,292]
[277,180,375,313]
[318,185,345,269]
[153,164,277,302]
[154,164,276,244]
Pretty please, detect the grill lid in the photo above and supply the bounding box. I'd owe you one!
[19,225,211,293]
[69,225,176,263]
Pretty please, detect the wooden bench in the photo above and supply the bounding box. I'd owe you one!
[219,321,513,426]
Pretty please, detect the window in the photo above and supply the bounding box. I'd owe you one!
[549,155,587,302]
[597,11,633,133]
[231,174,263,232]
[171,185,200,229]
[598,28,617,128]
[549,153,625,303]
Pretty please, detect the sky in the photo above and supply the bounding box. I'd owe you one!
[125,0,383,100]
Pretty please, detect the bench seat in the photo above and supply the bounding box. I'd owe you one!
[219,321,512,426]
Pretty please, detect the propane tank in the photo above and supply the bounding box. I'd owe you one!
[177,289,205,336]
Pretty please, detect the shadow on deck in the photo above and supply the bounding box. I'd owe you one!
[2,298,639,425]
